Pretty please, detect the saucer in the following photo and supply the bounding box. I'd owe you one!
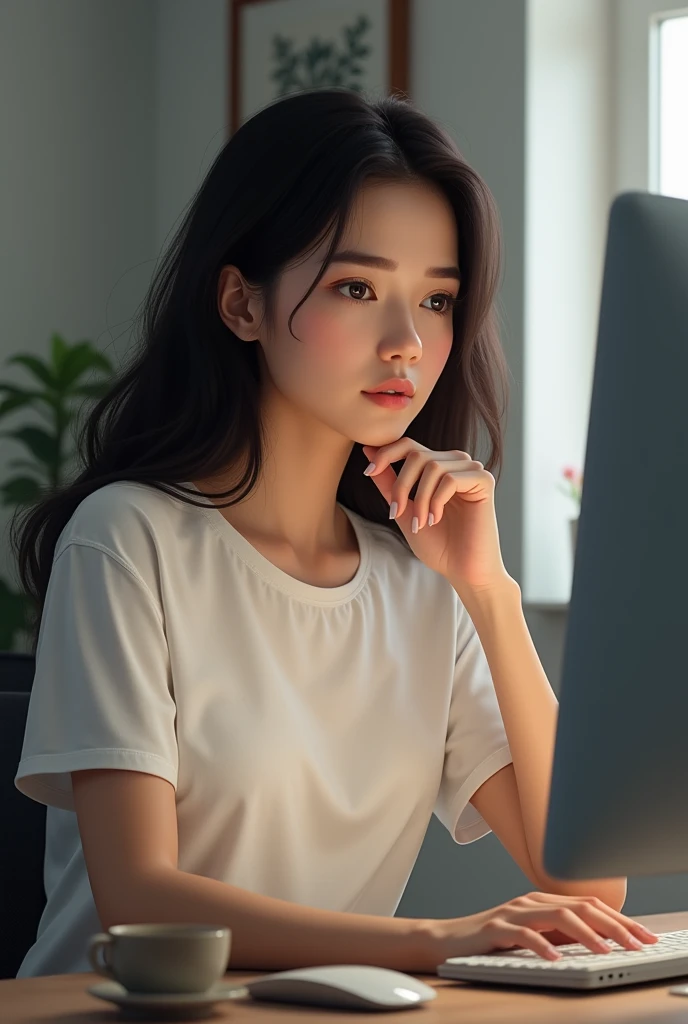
[87,980,250,1020]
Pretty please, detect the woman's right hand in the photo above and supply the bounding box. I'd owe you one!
[422,891,659,966]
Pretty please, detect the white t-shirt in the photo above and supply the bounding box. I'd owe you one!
[14,479,513,978]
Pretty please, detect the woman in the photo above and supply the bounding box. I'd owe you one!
[11,88,655,977]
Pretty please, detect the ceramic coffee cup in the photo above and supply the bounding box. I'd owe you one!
[87,923,231,994]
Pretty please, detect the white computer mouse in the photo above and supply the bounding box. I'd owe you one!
[245,963,437,1011]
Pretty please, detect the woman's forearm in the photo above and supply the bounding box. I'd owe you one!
[457,578,627,910]
[107,866,434,972]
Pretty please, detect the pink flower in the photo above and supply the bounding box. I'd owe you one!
[558,465,583,507]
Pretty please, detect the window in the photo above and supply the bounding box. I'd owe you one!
[651,12,688,199]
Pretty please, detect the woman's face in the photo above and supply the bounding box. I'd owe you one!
[253,179,460,448]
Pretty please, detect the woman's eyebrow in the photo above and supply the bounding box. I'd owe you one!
[327,249,461,281]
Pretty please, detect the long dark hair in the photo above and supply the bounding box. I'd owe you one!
[11,87,510,655]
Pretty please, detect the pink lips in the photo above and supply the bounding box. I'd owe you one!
[362,392,412,410]
[363,378,415,397]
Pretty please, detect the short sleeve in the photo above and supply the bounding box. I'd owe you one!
[433,605,513,845]
[14,540,178,812]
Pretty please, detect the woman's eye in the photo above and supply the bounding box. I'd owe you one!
[337,281,370,301]
[421,294,455,315]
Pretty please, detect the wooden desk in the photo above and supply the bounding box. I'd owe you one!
[3,912,688,1023]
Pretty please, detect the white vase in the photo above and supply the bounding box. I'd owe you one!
[569,517,578,558]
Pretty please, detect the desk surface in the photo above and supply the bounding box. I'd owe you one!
[3,911,688,1023]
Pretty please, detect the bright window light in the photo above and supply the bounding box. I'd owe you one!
[657,14,688,200]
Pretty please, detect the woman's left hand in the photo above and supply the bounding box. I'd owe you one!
[361,437,515,597]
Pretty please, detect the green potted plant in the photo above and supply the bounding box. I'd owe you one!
[0,333,115,651]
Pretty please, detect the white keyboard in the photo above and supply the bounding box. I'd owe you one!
[437,928,688,990]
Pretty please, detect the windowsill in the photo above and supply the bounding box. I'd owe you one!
[523,601,569,613]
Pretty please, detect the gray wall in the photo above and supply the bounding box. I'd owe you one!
[1,0,685,924]
[0,0,157,584]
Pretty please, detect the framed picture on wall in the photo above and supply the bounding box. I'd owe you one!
[229,0,409,134]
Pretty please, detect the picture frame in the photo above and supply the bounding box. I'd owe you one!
[229,0,409,134]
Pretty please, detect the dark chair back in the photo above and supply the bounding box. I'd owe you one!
[0,654,47,979]
[0,652,35,693]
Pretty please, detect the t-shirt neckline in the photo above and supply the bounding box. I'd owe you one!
[180,481,371,606]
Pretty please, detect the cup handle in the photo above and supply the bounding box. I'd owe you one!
[88,933,116,980]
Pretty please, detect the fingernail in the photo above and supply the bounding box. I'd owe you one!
[363,462,376,475]
[412,516,418,534]
[389,501,398,520]
[629,937,644,950]
[428,513,434,526]
[640,926,658,937]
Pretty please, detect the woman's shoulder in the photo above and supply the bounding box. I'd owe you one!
[54,479,189,563]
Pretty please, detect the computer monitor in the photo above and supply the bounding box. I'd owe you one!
[543,190,688,880]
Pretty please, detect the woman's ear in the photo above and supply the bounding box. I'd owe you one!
[217,264,264,341]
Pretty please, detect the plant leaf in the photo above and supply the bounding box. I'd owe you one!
[6,354,59,390]
[8,458,42,472]
[0,382,58,406]
[55,342,114,389]
[50,333,70,376]
[0,391,45,419]
[0,475,44,507]
[0,382,41,396]
[0,425,59,466]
